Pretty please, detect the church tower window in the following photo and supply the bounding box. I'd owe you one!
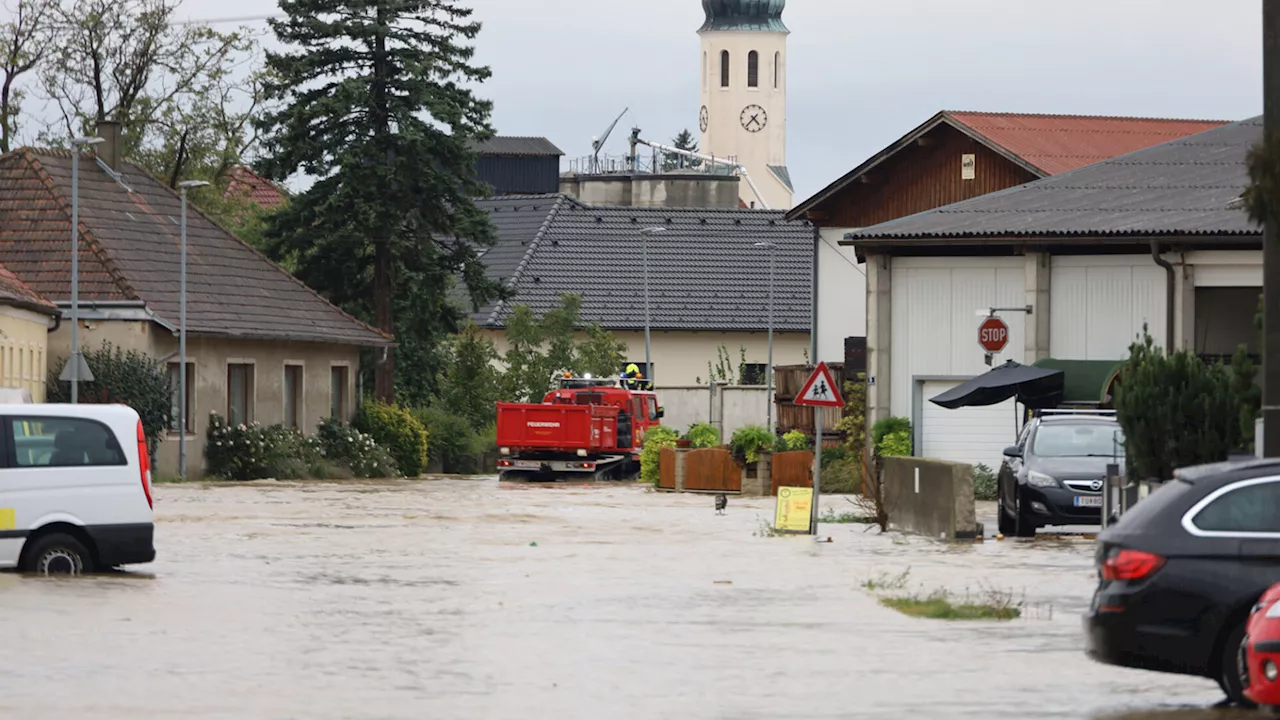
[774,51,780,89]
[748,51,759,88]
[720,50,730,87]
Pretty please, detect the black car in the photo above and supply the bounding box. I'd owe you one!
[1086,458,1280,705]
[997,411,1124,537]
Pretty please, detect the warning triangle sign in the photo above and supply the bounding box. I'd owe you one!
[794,362,845,408]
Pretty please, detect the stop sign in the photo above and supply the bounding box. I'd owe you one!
[978,316,1010,353]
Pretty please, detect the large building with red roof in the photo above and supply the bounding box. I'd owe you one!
[787,110,1230,366]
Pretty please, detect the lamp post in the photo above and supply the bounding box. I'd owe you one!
[68,135,104,404]
[176,180,210,480]
[639,227,666,386]
[755,241,777,432]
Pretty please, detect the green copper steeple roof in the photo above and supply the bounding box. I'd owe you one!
[699,0,787,32]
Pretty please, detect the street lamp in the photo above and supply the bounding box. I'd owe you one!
[639,227,666,386]
[68,135,104,404]
[176,180,210,479]
[755,241,778,432]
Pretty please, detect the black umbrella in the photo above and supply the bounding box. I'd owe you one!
[929,360,1065,410]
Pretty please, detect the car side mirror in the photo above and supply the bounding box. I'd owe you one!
[1003,446,1022,458]
[656,407,665,419]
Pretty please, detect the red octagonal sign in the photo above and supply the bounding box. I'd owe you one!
[978,316,1010,353]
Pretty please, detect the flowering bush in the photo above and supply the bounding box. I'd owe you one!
[205,413,398,480]
[316,418,400,478]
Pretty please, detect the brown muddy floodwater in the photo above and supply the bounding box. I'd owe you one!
[0,479,1262,719]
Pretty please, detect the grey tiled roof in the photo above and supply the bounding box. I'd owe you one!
[469,136,564,157]
[0,149,391,346]
[473,196,813,332]
[847,117,1262,246]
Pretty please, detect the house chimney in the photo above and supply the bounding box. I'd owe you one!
[95,120,122,169]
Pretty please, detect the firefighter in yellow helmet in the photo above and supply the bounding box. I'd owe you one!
[622,363,652,391]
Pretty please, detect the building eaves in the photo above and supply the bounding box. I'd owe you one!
[470,136,565,157]
[843,116,1262,249]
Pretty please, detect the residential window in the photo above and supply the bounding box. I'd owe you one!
[330,366,349,420]
[227,363,254,426]
[742,363,767,385]
[1191,481,1280,534]
[747,50,759,88]
[12,417,125,468]
[774,51,780,89]
[720,50,730,87]
[167,362,195,434]
[284,364,304,430]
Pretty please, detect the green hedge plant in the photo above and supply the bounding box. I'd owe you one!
[685,423,721,449]
[730,425,776,465]
[316,419,399,478]
[640,426,679,485]
[48,341,172,454]
[354,401,428,478]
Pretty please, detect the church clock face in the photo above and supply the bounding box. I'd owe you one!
[740,104,767,133]
[699,105,709,133]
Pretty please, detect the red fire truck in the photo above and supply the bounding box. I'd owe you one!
[495,375,664,481]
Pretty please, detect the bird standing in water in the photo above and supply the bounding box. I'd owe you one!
[715,494,727,515]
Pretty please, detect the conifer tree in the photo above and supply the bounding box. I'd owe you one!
[256,0,504,403]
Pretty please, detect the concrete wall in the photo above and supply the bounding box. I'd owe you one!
[817,227,865,364]
[0,306,53,402]
[660,384,771,439]
[483,329,810,387]
[881,456,980,540]
[48,318,361,478]
[560,174,742,209]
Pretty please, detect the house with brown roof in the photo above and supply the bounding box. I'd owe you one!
[787,110,1229,367]
[0,122,392,477]
[0,264,59,401]
[224,165,288,211]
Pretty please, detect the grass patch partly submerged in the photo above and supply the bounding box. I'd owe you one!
[880,592,1021,621]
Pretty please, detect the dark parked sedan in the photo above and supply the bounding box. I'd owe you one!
[1085,458,1280,706]
[998,411,1124,537]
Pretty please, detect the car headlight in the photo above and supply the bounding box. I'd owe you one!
[1026,471,1059,488]
[1267,660,1278,682]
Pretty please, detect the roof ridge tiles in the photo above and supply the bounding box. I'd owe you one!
[944,110,1230,124]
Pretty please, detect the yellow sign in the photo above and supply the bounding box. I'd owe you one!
[774,486,813,533]
[0,508,14,531]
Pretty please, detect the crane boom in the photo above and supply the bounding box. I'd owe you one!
[628,128,770,210]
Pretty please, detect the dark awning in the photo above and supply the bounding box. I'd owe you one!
[929,360,1065,410]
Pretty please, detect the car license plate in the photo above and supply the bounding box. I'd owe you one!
[511,460,541,470]
[1074,496,1103,508]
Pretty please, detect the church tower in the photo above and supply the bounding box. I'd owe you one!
[698,0,792,210]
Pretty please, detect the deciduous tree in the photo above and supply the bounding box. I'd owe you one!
[0,0,56,153]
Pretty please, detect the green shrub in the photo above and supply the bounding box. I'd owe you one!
[1115,329,1245,481]
[821,446,846,467]
[204,413,325,481]
[730,425,777,465]
[47,341,173,454]
[973,463,998,501]
[822,458,862,495]
[878,430,912,458]
[354,401,428,477]
[640,425,679,485]
[316,418,399,478]
[782,429,811,452]
[685,423,721,449]
[417,407,476,474]
[871,416,912,450]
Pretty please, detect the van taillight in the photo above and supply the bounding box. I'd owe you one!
[136,420,153,509]
[1101,549,1164,581]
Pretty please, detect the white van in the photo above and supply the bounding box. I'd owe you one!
[0,404,155,575]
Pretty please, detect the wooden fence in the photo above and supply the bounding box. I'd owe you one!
[658,447,677,489]
[774,364,849,439]
[683,448,741,492]
[771,450,814,496]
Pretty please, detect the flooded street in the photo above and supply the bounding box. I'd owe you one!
[0,479,1258,719]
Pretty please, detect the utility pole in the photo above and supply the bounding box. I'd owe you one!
[1265,0,1280,457]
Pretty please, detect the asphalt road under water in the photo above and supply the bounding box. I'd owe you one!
[0,479,1262,719]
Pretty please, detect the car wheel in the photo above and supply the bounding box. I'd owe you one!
[1013,489,1037,538]
[1222,618,1257,707]
[997,486,1015,535]
[21,533,93,576]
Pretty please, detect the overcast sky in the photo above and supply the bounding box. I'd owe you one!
[167,0,1264,201]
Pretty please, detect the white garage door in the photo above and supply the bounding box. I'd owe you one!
[919,380,1020,470]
